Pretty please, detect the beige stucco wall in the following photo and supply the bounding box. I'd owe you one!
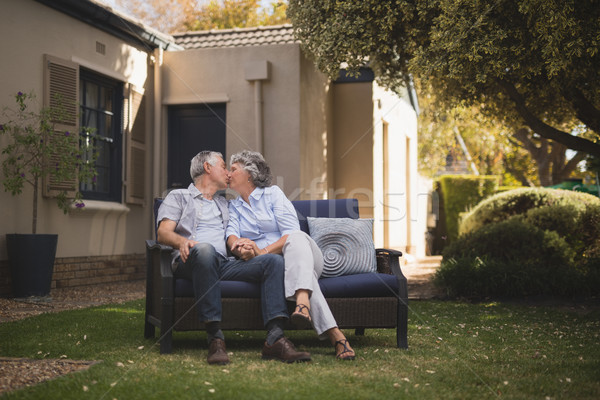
[331,82,375,218]
[0,0,153,258]
[372,84,422,254]
[161,44,306,198]
[298,54,330,200]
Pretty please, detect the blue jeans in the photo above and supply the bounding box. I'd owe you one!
[174,243,288,326]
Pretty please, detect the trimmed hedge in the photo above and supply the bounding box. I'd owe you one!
[459,187,598,236]
[438,175,499,243]
[436,188,600,298]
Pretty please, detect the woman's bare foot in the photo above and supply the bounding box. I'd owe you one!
[291,290,312,328]
[328,328,356,360]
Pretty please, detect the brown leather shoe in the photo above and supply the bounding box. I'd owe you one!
[262,337,311,363]
[207,338,230,365]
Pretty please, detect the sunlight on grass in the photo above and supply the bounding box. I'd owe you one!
[0,299,598,399]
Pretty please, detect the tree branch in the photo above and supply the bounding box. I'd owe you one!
[497,79,600,157]
[561,87,600,134]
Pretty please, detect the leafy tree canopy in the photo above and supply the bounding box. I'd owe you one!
[115,0,288,33]
[288,0,600,157]
[187,0,288,31]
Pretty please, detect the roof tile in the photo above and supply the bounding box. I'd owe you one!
[173,24,297,49]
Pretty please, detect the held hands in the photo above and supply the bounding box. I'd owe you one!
[230,238,267,261]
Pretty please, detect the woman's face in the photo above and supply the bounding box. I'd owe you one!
[229,162,252,192]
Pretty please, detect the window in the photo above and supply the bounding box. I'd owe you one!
[79,69,123,202]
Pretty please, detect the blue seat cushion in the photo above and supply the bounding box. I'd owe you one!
[319,273,399,297]
[175,272,398,299]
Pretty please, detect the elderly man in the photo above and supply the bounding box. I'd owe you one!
[156,150,310,364]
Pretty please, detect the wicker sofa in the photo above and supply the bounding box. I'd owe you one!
[144,198,408,354]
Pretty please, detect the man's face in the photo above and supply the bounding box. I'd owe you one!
[209,156,231,189]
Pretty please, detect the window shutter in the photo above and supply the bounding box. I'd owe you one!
[125,85,147,205]
[42,54,80,198]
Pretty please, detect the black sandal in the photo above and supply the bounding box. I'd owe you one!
[335,339,356,360]
[291,304,312,329]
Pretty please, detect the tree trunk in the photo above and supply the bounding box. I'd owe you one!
[512,128,582,186]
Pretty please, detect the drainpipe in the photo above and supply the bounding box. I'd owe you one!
[153,47,163,199]
[253,81,264,153]
[245,61,271,153]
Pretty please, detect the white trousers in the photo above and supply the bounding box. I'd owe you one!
[283,231,337,337]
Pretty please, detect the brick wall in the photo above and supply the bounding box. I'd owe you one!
[0,253,145,298]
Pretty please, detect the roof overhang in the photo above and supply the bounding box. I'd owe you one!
[34,0,182,51]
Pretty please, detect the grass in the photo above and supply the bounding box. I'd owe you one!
[1,299,599,399]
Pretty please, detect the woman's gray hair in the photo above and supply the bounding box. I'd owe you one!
[190,151,223,181]
[230,150,272,188]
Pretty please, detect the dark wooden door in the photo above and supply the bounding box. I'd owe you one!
[167,104,226,189]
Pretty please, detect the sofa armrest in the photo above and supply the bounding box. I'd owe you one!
[375,248,403,275]
[376,248,408,349]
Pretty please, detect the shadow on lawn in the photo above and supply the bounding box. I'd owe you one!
[146,329,391,357]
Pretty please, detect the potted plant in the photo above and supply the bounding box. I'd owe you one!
[0,91,97,299]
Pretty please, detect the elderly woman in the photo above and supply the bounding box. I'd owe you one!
[225,150,355,360]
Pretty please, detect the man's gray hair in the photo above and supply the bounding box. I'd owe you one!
[230,150,272,188]
[190,151,223,181]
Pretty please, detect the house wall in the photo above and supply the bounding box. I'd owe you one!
[161,44,305,198]
[299,53,330,200]
[331,82,374,218]
[372,84,424,254]
[0,0,152,295]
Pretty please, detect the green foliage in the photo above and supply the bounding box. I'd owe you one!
[460,187,600,235]
[288,0,600,156]
[438,175,498,243]
[0,91,97,234]
[438,188,600,298]
[416,82,538,185]
[2,300,600,399]
[436,219,581,298]
[186,0,289,30]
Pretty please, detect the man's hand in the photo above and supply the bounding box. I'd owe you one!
[230,238,259,261]
[157,219,198,263]
[237,245,255,261]
[179,238,199,263]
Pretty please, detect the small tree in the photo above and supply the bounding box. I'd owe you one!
[0,91,97,234]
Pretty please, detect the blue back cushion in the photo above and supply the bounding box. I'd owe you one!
[291,198,359,234]
[176,272,399,298]
[155,197,360,238]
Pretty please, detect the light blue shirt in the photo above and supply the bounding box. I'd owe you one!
[193,198,228,258]
[157,183,231,268]
[226,185,300,249]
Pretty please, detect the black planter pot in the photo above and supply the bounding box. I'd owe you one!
[6,234,58,298]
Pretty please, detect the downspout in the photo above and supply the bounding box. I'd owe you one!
[253,81,264,153]
[245,61,270,153]
[153,47,163,199]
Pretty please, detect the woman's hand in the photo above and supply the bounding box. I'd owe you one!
[231,238,259,260]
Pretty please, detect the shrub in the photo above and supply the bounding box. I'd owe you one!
[437,188,600,299]
[435,218,583,298]
[460,187,600,236]
[438,175,499,243]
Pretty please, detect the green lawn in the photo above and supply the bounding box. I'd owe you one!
[1,299,599,399]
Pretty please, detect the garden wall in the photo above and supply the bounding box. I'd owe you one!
[0,254,145,297]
